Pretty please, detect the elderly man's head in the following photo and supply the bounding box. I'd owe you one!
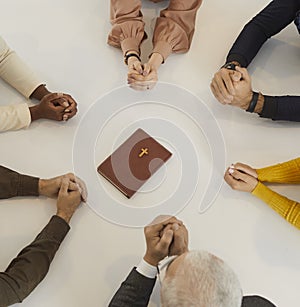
[160,250,243,307]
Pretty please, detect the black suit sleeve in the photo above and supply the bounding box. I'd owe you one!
[108,268,156,307]
[225,0,300,122]
[260,95,300,121]
[0,215,70,307]
[242,295,276,307]
[226,0,300,67]
[0,165,39,199]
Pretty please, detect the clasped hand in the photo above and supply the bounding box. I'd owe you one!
[127,53,163,91]
[143,215,189,266]
[210,66,253,110]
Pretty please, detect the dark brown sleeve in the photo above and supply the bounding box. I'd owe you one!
[0,165,39,199]
[0,215,70,307]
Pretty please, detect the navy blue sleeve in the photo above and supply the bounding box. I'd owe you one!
[259,95,300,121]
[108,268,156,307]
[226,0,300,67]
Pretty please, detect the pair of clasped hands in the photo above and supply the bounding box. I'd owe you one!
[127,52,164,91]
[143,215,189,266]
[29,85,78,122]
[210,64,261,112]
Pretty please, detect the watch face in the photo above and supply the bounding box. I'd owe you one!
[295,10,300,34]
[224,63,236,71]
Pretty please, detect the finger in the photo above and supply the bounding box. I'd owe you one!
[62,94,77,107]
[231,70,242,82]
[64,108,77,120]
[213,73,233,102]
[75,177,88,202]
[224,170,239,187]
[51,97,69,108]
[210,81,227,105]
[133,61,143,74]
[48,103,65,113]
[228,169,249,182]
[59,177,70,196]
[221,69,236,95]
[43,92,64,102]
[147,216,182,232]
[157,229,174,251]
[128,73,147,82]
[64,102,77,113]
[235,66,251,83]
[128,81,149,91]
[143,63,151,76]
[68,181,79,191]
[236,164,258,179]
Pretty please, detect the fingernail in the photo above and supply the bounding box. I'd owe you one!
[172,223,179,231]
[65,109,70,113]
[229,169,234,174]
[230,164,235,169]
[63,102,69,107]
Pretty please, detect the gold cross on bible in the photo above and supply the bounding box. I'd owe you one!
[139,148,149,158]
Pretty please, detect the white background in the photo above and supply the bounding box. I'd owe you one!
[0,0,299,306]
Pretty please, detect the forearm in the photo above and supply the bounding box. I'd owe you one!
[0,165,39,199]
[258,95,300,121]
[109,267,156,307]
[256,158,300,183]
[0,216,70,306]
[252,182,300,229]
[0,104,31,132]
[0,36,44,98]
[152,0,202,61]
[108,0,145,56]
[226,0,298,67]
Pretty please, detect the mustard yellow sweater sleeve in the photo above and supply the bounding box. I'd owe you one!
[252,182,300,229]
[256,157,300,184]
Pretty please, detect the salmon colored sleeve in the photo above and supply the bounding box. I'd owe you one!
[152,0,203,61]
[256,158,300,184]
[108,0,147,56]
[252,182,300,230]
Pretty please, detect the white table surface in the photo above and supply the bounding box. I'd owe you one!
[0,0,299,306]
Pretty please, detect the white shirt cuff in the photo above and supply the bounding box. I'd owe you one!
[136,259,157,279]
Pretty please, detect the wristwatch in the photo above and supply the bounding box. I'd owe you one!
[221,61,240,71]
[124,53,141,65]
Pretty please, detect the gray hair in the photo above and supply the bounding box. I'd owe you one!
[161,250,242,307]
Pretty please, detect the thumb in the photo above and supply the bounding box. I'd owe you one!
[143,63,151,76]
[231,70,242,82]
[134,61,144,74]
[235,66,251,82]
[59,178,70,196]
[158,229,173,251]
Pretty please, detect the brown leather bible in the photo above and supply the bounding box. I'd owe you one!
[97,128,172,198]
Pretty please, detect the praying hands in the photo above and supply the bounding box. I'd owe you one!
[127,52,163,91]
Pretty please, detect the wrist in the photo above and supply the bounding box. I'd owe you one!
[56,210,73,224]
[221,61,241,71]
[149,52,163,70]
[143,254,160,266]
[241,91,254,110]
[30,85,51,101]
[127,56,140,66]
[38,179,46,196]
[254,92,264,114]
[29,105,42,121]
[124,50,141,65]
